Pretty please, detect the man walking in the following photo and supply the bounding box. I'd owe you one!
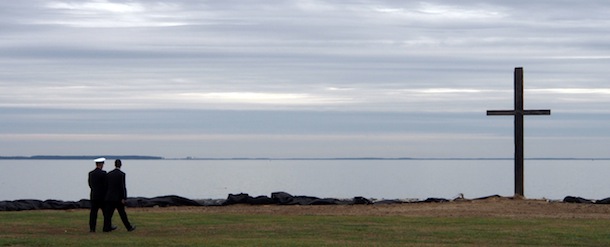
[103,159,136,232]
[88,157,107,233]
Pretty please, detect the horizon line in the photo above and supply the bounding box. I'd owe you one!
[1,155,609,161]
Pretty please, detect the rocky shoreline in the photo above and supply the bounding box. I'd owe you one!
[1,192,609,211]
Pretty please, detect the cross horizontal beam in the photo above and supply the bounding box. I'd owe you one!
[487,110,551,116]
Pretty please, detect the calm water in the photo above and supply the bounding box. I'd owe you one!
[0,160,608,201]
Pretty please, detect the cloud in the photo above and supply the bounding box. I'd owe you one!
[533,88,610,95]
[415,2,506,19]
[47,1,145,13]
[43,0,187,27]
[176,92,352,106]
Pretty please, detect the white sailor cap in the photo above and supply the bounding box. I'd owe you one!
[94,157,106,163]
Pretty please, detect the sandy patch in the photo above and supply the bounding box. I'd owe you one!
[131,197,610,219]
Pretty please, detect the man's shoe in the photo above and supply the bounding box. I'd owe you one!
[128,225,136,232]
[103,226,118,232]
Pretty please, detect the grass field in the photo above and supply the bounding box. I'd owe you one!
[1,207,610,246]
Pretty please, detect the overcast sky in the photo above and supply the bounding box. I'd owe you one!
[1,0,609,158]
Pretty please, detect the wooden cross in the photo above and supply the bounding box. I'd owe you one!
[487,67,551,197]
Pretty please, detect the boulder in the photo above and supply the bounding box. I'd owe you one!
[595,197,610,204]
[126,195,201,207]
[222,193,251,206]
[563,196,594,204]
[41,200,79,210]
[421,198,450,203]
[271,191,294,205]
[247,195,275,205]
[353,196,373,205]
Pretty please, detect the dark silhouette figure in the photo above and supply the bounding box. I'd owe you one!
[103,159,136,232]
[88,158,107,232]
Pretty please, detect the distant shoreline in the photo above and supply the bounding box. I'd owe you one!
[169,157,610,161]
[1,156,609,161]
[0,155,164,160]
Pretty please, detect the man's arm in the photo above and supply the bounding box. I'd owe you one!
[122,173,127,200]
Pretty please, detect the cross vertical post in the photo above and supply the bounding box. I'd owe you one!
[487,67,551,197]
[514,68,524,196]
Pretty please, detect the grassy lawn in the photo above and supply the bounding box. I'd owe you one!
[1,209,609,246]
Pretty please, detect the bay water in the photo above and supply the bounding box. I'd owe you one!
[0,159,608,201]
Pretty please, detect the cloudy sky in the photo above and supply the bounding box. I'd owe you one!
[1,0,609,158]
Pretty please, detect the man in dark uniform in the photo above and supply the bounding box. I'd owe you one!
[88,157,108,233]
[104,159,136,232]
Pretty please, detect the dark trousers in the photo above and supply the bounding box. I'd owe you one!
[104,200,132,231]
[89,200,105,232]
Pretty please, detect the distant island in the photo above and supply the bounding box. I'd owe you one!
[0,155,164,160]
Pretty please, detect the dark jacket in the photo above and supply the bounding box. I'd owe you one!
[105,169,127,201]
[88,168,107,201]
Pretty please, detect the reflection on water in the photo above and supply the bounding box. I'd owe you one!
[0,160,608,201]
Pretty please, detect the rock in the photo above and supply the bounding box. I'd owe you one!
[563,196,594,204]
[42,200,79,210]
[247,195,275,205]
[271,191,294,204]
[421,198,450,203]
[222,193,251,205]
[126,195,202,207]
[353,196,372,205]
[595,197,610,204]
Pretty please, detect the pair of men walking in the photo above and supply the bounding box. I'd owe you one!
[88,158,136,233]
